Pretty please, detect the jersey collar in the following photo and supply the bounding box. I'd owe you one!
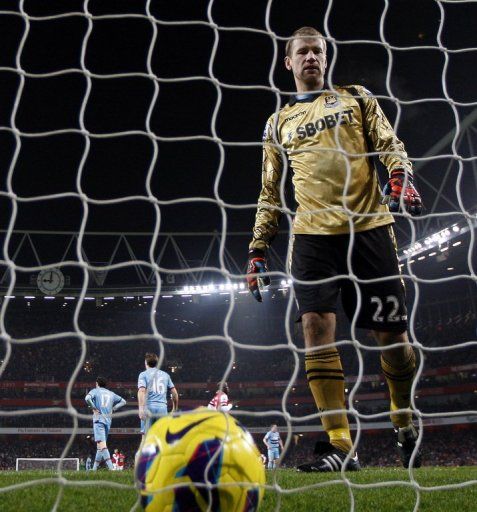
[288,85,329,107]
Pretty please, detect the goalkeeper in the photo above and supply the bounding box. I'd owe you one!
[247,27,422,472]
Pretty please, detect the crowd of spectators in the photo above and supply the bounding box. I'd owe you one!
[0,427,475,471]
[0,298,475,471]
[285,428,477,468]
[1,369,475,400]
[0,386,475,429]
[1,299,475,384]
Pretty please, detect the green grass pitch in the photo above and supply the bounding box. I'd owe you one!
[0,467,475,511]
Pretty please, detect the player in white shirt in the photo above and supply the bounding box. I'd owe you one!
[111,449,119,470]
[263,424,284,469]
[207,382,233,412]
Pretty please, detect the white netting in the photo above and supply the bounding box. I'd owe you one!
[0,0,476,510]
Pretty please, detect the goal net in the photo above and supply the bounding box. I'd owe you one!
[0,0,476,510]
[16,458,80,471]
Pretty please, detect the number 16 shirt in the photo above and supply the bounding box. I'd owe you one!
[137,368,174,408]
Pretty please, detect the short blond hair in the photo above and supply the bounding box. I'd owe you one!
[285,27,327,56]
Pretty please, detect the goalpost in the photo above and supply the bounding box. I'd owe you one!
[16,458,80,471]
[0,0,475,510]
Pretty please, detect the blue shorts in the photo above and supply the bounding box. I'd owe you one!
[93,421,109,443]
[268,447,280,461]
[141,404,168,434]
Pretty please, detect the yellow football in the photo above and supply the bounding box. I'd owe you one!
[135,408,265,511]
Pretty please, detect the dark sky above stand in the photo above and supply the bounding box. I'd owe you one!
[0,0,475,247]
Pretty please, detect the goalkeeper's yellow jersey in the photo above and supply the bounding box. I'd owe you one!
[249,85,413,251]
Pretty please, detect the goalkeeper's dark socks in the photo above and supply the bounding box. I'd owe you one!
[381,348,416,428]
[305,348,353,453]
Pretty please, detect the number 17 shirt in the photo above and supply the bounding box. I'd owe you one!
[85,387,124,427]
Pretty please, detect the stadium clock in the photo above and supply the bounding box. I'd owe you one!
[37,268,65,295]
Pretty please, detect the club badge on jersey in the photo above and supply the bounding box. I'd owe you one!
[324,94,339,108]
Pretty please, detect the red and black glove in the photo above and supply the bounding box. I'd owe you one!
[246,249,270,302]
[381,169,422,216]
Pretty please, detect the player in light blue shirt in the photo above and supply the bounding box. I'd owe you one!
[138,352,179,437]
[263,424,284,469]
[85,376,126,470]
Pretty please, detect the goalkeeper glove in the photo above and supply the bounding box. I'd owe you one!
[381,169,422,216]
[247,249,270,302]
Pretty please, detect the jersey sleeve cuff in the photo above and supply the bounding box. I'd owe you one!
[389,164,413,177]
[249,240,268,252]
